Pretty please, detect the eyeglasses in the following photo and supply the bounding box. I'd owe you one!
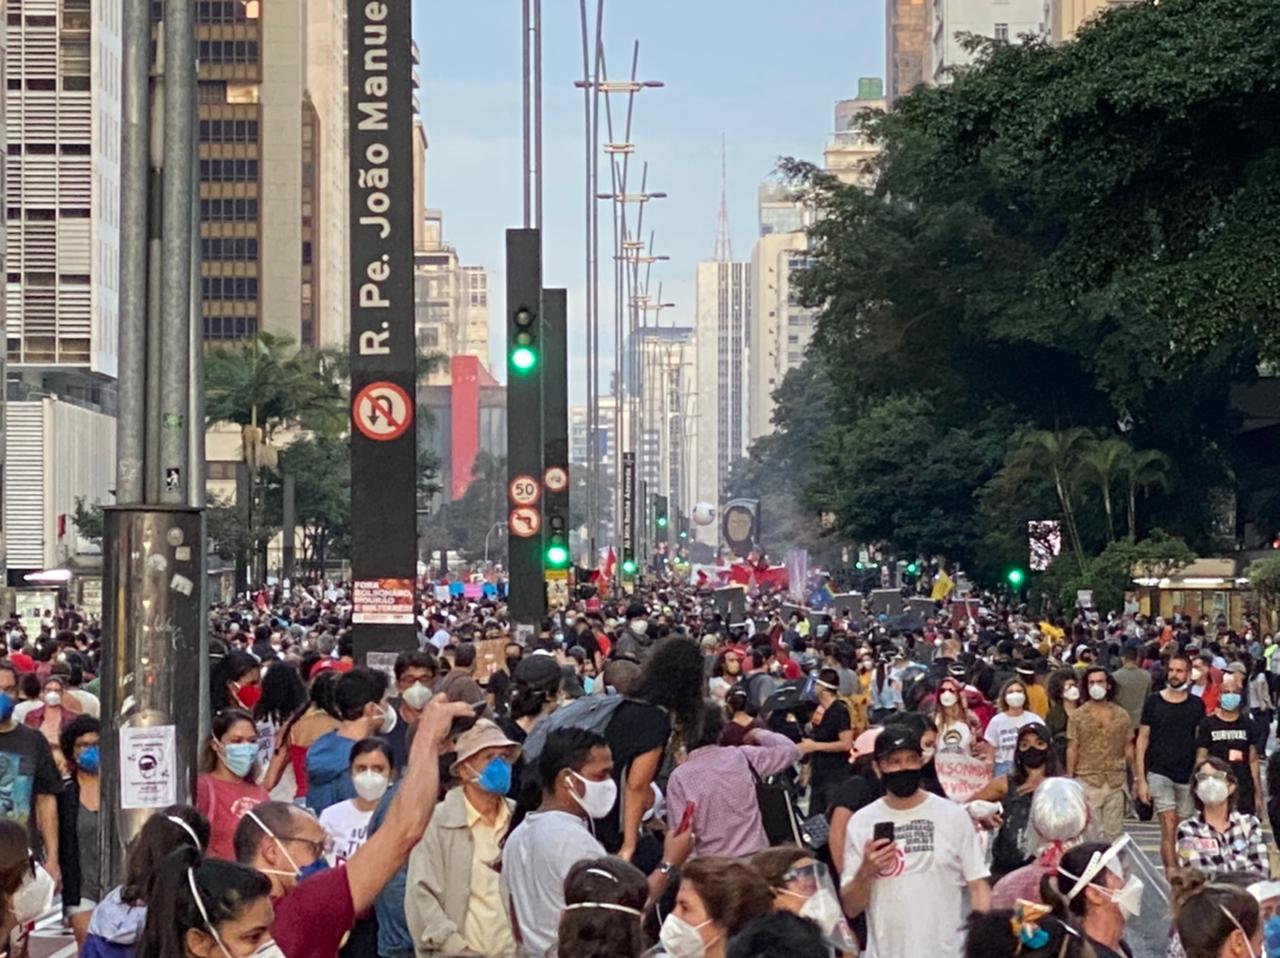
[281,834,333,859]
[1195,770,1229,783]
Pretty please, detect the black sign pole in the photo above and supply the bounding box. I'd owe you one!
[622,451,635,583]
[506,230,545,632]
[542,289,569,603]
[348,0,418,662]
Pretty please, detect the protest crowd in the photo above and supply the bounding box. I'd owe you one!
[0,570,1276,958]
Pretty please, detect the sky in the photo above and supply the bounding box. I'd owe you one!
[412,0,885,400]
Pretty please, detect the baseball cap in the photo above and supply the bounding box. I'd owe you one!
[1226,661,1248,676]
[873,725,923,761]
[852,727,883,760]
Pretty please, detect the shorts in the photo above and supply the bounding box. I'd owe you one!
[65,898,96,917]
[1148,773,1193,818]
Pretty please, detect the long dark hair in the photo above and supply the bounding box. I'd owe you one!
[210,650,259,713]
[199,709,256,776]
[254,662,306,725]
[1041,842,1112,918]
[557,856,648,958]
[1172,869,1259,958]
[122,806,212,905]
[1007,723,1062,791]
[136,846,271,958]
[0,820,31,934]
[628,636,706,733]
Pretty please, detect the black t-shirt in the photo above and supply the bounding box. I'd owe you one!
[809,701,851,784]
[0,724,62,850]
[1141,692,1205,783]
[1197,712,1260,798]
[594,701,670,853]
[829,774,884,816]
[572,629,600,662]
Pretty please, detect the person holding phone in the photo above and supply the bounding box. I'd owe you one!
[840,726,990,958]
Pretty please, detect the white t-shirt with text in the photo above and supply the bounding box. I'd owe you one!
[841,792,989,958]
[318,799,374,864]
[982,711,1042,769]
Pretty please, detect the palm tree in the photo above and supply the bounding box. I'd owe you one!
[1126,448,1174,538]
[1005,428,1093,571]
[1075,437,1130,543]
[204,332,346,438]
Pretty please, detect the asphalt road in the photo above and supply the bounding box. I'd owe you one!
[28,908,75,958]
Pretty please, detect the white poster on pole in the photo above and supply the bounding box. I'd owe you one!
[120,725,177,810]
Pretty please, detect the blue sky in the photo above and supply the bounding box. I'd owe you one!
[412,0,885,398]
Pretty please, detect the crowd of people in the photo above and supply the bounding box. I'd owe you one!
[0,579,1277,958]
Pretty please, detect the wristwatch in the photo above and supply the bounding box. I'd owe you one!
[656,861,676,876]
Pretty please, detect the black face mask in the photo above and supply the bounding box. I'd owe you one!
[506,656,522,673]
[881,767,922,798]
[1018,747,1049,769]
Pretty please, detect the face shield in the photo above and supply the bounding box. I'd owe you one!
[777,862,857,954]
[1057,835,1169,920]
[1247,881,1280,958]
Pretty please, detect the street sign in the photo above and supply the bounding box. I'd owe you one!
[509,475,540,506]
[510,507,541,538]
[353,381,413,442]
[544,465,568,493]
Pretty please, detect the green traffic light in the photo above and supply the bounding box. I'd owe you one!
[679,531,687,539]
[855,561,865,570]
[907,562,919,575]
[656,517,668,527]
[621,559,638,576]
[1007,568,1026,588]
[546,543,570,568]
[511,346,537,372]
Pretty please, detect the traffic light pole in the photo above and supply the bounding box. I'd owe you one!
[506,229,546,633]
[542,289,571,606]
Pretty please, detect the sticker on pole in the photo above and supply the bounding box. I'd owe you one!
[509,475,540,506]
[544,466,568,493]
[353,381,413,442]
[510,507,541,538]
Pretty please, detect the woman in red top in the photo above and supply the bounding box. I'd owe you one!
[25,676,77,774]
[196,709,269,861]
[263,667,340,802]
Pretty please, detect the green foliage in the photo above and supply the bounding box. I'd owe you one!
[71,497,104,545]
[1039,530,1196,614]
[204,333,347,438]
[1246,556,1280,606]
[265,434,352,573]
[420,451,507,561]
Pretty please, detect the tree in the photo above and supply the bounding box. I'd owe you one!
[1075,437,1130,543]
[1246,556,1280,608]
[264,435,352,575]
[204,332,346,438]
[1040,530,1195,614]
[72,497,104,546]
[420,451,508,562]
[1001,429,1093,570]
[1125,448,1175,539]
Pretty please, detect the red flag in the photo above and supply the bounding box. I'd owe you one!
[729,563,753,586]
[602,548,617,580]
[756,565,789,591]
[696,569,709,587]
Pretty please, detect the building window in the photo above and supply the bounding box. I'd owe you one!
[994,22,1009,41]
[200,197,258,221]
[201,276,259,300]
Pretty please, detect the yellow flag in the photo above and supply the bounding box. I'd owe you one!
[931,570,954,601]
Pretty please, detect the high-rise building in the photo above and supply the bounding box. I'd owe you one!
[693,261,750,525]
[4,0,120,380]
[758,182,810,238]
[748,233,816,443]
[933,0,1043,80]
[626,325,695,515]
[414,210,489,384]
[824,79,888,188]
[1045,0,1138,42]
[886,0,932,102]
[570,395,617,473]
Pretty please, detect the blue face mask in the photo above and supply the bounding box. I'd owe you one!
[1221,692,1243,713]
[0,693,14,724]
[1264,913,1280,958]
[220,742,258,778]
[298,857,330,881]
[475,757,512,796]
[78,745,100,774]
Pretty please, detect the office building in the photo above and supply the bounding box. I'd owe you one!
[749,232,816,443]
[824,79,888,188]
[417,355,506,503]
[933,0,1043,80]
[4,0,120,379]
[758,182,810,237]
[414,210,490,385]
[887,0,932,102]
[1045,0,1138,41]
[693,260,750,528]
[627,325,695,515]
[570,395,617,470]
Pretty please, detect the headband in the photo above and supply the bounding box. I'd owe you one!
[167,815,202,849]
[1059,835,1131,901]
[563,902,643,918]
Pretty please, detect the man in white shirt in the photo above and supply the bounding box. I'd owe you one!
[841,726,990,958]
[500,728,613,958]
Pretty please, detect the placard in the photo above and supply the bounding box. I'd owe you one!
[353,578,415,625]
[935,751,991,803]
[120,725,177,810]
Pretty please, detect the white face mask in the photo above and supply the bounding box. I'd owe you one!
[939,690,958,708]
[1006,692,1026,709]
[659,912,716,958]
[1064,686,1081,702]
[43,691,61,708]
[377,703,397,735]
[353,770,390,803]
[567,770,618,819]
[401,682,432,711]
[630,619,649,636]
[1195,776,1230,806]
[1105,874,1144,918]
[12,864,54,925]
[1088,684,1107,701]
[1192,667,1206,682]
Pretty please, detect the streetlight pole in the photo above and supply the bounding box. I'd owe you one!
[484,521,507,566]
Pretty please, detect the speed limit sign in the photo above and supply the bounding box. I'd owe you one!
[509,475,540,506]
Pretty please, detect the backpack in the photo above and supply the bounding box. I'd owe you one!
[521,694,630,765]
[838,690,870,737]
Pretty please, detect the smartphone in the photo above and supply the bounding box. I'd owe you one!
[448,700,488,740]
[873,821,895,845]
[676,802,697,836]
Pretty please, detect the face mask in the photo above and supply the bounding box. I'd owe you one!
[1105,874,1144,918]
[402,682,432,711]
[233,682,262,709]
[630,619,649,636]
[219,741,258,778]
[12,865,54,925]
[1222,692,1243,712]
[472,756,512,796]
[1166,678,1186,692]
[568,770,618,818]
[939,690,958,708]
[250,942,287,958]
[0,692,14,724]
[1088,684,1107,701]
[881,767,922,798]
[1018,747,1048,769]
[1196,776,1230,806]
[659,912,715,958]
[43,691,61,708]
[799,888,845,936]
[506,656,522,673]
[1064,686,1081,702]
[353,770,390,803]
[377,703,398,735]
[1192,668,1206,682]
[1263,914,1280,958]
[78,745,100,774]
[1006,692,1026,709]
[921,747,935,764]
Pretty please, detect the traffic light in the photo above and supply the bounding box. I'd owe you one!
[545,515,570,569]
[510,305,537,374]
[654,495,669,534]
[621,556,638,577]
[906,561,919,575]
[1006,567,1026,588]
